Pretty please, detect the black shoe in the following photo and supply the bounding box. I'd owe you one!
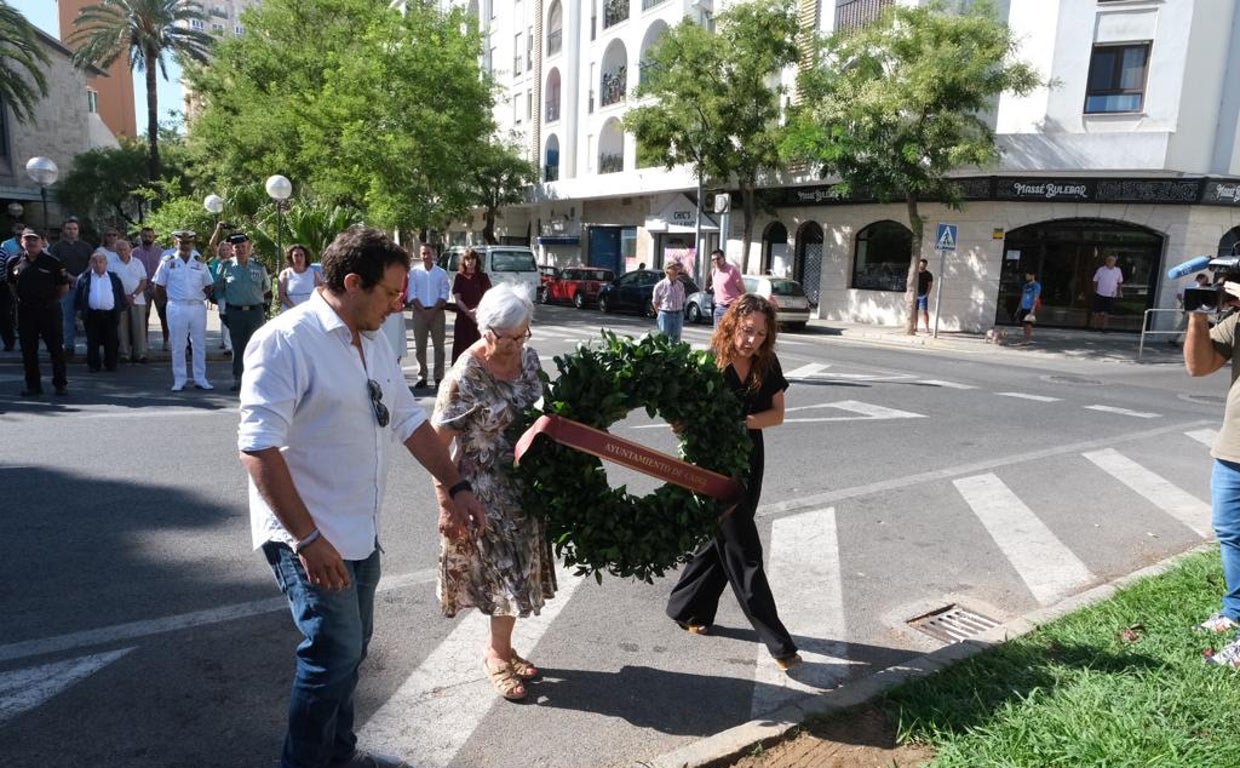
[2,345,13,352]
[136,356,149,364]
[19,388,43,398]
[415,378,427,389]
[54,386,68,396]
[229,380,241,392]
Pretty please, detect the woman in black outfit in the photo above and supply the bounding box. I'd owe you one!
[666,293,801,671]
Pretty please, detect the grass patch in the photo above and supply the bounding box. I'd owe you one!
[863,550,1238,767]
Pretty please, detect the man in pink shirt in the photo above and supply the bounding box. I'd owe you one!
[132,227,168,348]
[710,249,745,327]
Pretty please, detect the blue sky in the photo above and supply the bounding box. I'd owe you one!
[13,0,185,132]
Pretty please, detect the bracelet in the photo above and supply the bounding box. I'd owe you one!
[447,480,473,499]
[292,528,322,554]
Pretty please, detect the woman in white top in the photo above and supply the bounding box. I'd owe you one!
[278,244,323,310]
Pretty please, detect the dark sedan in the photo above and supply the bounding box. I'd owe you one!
[597,269,700,317]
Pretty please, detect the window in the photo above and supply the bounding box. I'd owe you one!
[548,1,563,56]
[545,69,561,122]
[852,220,912,291]
[514,93,521,123]
[527,26,533,71]
[603,0,629,29]
[1085,43,1150,114]
[189,18,204,30]
[514,32,522,74]
[526,90,533,122]
[211,22,224,34]
[86,89,98,114]
[234,24,244,35]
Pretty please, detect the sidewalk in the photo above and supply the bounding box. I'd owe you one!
[806,318,1184,366]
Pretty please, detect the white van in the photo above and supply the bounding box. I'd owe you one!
[440,245,540,300]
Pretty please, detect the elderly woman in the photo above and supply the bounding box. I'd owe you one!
[278,244,323,310]
[430,283,555,702]
[450,247,492,364]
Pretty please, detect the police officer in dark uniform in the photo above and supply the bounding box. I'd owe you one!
[9,229,70,396]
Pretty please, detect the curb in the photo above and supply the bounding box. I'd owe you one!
[633,541,1216,768]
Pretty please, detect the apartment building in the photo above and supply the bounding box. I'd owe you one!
[459,0,1240,331]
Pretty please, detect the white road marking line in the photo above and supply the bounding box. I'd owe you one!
[1083,448,1212,538]
[752,507,852,718]
[917,379,977,390]
[955,473,1094,605]
[784,363,830,379]
[1083,405,1160,419]
[359,568,585,767]
[996,392,1062,403]
[0,568,437,664]
[785,399,925,422]
[0,648,134,724]
[1186,429,1217,447]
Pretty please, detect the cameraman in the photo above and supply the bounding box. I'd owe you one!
[1184,305,1240,666]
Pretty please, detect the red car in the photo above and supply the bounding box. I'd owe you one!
[538,266,616,308]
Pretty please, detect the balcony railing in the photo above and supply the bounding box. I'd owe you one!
[546,101,560,123]
[544,164,559,182]
[547,29,562,56]
[642,0,667,9]
[599,153,624,174]
[600,67,626,107]
[603,0,629,29]
[835,0,894,32]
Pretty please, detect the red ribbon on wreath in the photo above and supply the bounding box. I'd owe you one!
[514,414,744,504]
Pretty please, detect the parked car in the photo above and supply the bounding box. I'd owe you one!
[538,266,616,308]
[597,269,700,317]
[439,245,541,298]
[684,275,812,331]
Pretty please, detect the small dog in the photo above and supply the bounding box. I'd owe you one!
[985,328,1008,345]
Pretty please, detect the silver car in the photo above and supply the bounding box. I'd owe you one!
[684,276,812,331]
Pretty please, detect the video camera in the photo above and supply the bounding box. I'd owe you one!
[1168,253,1240,313]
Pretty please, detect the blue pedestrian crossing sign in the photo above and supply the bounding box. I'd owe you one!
[935,223,958,252]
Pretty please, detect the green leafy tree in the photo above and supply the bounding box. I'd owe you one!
[68,0,214,182]
[784,0,1042,334]
[185,0,493,232]
[0,1,49,124]
[625,0,799,264]
[471,136,538,244]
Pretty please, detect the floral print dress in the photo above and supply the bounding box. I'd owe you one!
[431,345,557,618]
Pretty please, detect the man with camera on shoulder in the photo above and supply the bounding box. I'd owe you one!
[1184,300,1240,667]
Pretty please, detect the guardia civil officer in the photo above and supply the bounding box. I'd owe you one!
[213,232,271,391]
[9,229,70,396]
[152,230,214,391]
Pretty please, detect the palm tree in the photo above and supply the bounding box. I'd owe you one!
[0,1,50,124]
[68,0,213,182]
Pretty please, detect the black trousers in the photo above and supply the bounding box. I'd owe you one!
[17,302,66,392]
[0,285,14,350]
[665,444,797,660]
[83,308,120,371]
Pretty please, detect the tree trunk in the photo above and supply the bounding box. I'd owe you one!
[740,178,756,272]
[904,192,924,335]
[144,47,160,183]
[482,208,497,244]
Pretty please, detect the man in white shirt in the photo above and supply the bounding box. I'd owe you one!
[109,238,149,363]
[1090,254,1124,331]
[405,242,450,389]
[238,226,484,768]
[73,251,127,372]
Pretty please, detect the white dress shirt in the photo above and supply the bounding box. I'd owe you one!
[238,289,427,560]
[153,253,213,301]
[406,264,451,308]
[109,255,149,305]
[87,272,116,310]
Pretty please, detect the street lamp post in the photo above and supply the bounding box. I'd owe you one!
[25,157,59,231]
[265,175,292,267]
[203,194,224,232]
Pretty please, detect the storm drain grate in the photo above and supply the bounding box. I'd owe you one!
[907,604,1001,644]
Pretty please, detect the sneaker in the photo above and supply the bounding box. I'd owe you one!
[1196,612,1240,634]
[171,382,186,392]
[195,381,214,391]
[1204,634,1240,669]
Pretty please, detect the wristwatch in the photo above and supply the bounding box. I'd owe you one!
[447,480,473,499]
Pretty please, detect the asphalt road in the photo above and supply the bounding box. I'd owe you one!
[0,303,1225,768]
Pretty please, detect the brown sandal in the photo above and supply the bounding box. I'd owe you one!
[678,622,709,635]
[775,653,803,672]
[483,659,527,701]
[509,651,539,679]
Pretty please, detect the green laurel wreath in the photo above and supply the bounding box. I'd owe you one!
[511,331,751,583]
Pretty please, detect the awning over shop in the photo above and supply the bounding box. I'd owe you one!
[537,235,580,245]
[644,194,718,233]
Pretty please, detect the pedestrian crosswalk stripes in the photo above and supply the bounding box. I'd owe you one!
[917,379,977,389]
[1082,449,1212,537]
[358,568,586,767]
[954,473,1095,605]
[1083,404,1160,419]
[1186,429,1218,447]
[754,507,850,718]
[996,392,1062,402]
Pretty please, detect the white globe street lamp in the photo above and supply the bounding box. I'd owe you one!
[203,194,224,215]
[7,202,23,221]
[25,156,59,229]
[265,175,292,264]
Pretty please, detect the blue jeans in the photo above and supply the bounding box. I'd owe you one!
[1211,459,1240,621]
[60,289,76,352]
[657,309,683,342]
[264,542,381,768]
[712,301,729,327]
